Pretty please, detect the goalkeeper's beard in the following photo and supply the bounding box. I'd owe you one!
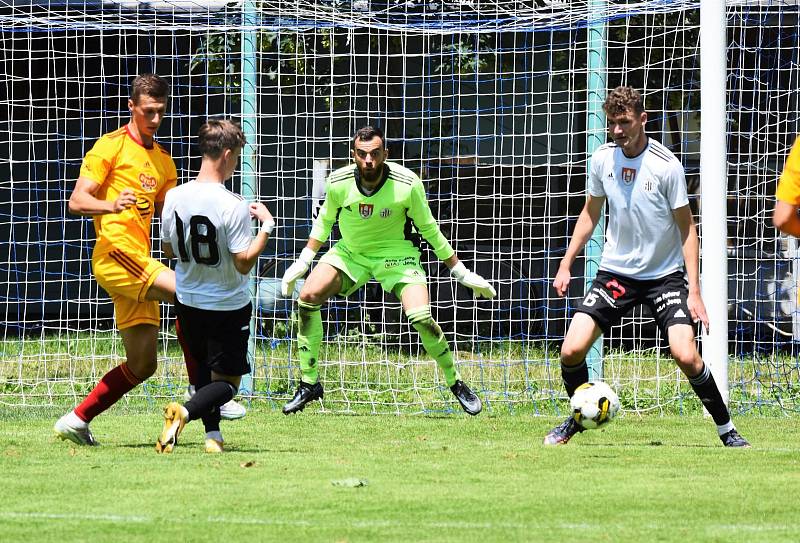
[358,164,383,183]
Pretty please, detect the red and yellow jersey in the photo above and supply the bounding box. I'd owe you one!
[777,136,800,205]
[79,125,177,257]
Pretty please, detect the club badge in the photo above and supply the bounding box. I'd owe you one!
[139,172,157,191]
[621,167,636,185]
[359,203,374,219]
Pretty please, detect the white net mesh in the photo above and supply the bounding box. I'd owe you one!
[1,0,798,415]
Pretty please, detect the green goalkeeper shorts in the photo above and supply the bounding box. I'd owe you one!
[320,242,427,297]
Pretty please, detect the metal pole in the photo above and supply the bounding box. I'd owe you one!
[585,0,607,380]
[240,0,258,396]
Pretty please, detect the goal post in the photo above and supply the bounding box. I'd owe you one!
[585,0,608,381]
[240,0,259,397]
[700,0,729,403]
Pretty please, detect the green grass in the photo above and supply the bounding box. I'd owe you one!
[0,406,797,542]
[3,331,800,415]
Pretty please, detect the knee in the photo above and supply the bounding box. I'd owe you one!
[126,357,157,380]
[406,306,443,337]
[560,343,587,366]
[212,379,239,398]
[298,287,326,306]
[298,290,315,304]
[671,347,700,373]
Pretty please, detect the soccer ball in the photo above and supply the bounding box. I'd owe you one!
[570,381,620,430]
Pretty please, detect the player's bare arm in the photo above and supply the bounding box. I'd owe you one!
[673,204,709,332]
[304,237,324,253]
[156,200,176,259]
[231,202,274,274]
[772,200,800,237]
[553,194,605,297]
[68,177,136,216]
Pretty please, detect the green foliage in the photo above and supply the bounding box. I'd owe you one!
[191,27,522,108]
[190,32,242,93]
[191,28,354,108]
[435,38,488,75]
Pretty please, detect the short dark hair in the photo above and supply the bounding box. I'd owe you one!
[352,125,385,149]
[197,119,246,160]
[603,86,645,116]
[130,73,170,104]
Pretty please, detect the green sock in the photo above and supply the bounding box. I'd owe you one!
[297,300,323,384]
[406,305,460,387]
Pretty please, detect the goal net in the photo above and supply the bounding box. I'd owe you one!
[1,0,798,415]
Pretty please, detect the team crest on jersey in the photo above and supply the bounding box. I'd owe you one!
[139,172,157,191]
[621,167,636,185]
[359,203,374,218]
[380,208,391,218]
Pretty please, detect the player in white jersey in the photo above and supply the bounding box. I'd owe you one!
[156,119,274,453]
[544,86,749,448]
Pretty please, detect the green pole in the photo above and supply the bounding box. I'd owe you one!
[240,0,258,396]
[585,0,607,380]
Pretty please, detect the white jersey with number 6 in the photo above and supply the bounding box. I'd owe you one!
[161,180,252,311]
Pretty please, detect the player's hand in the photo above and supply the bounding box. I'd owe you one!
[450,261,496,299]
[112,189,137,213]
[553,266,571,297]
[249,202,272,224]
[687,290,710,333]
[281,248,317,297]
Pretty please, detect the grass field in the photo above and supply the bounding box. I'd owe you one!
[1,405,797,543]
[4,330,799,416]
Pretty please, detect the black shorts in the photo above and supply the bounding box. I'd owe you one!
[175,300,252,377]
[576,270,694,336]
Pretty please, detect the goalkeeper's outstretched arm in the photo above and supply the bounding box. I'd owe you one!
[282,175,338,297]
[281,238,323,297]
[405,178,496,299]
[444,254,497,300]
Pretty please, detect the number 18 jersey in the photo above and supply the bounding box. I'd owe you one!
[161,180,253,311]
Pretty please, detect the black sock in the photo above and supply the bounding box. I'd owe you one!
[687,363,731,426]
[201,411,221,434]
[184,380,237,426]
[561,360,589,398]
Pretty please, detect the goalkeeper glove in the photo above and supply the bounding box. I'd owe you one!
[450,261,497,299]
[281,247,317,297]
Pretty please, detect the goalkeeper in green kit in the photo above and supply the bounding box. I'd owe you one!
[281,126,496,415]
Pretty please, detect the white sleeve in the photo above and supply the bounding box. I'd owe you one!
[227,200,253,254]
[587,150,606,197]
[160,191,176,245]
[665,161,690,209]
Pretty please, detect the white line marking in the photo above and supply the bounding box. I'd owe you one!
[0,512,556,530]
[0,513,793,533]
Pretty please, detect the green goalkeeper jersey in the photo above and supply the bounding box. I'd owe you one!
[310,161,455,260]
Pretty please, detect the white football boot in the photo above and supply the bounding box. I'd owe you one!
[54,411,99,446]
[185,385,246,420]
